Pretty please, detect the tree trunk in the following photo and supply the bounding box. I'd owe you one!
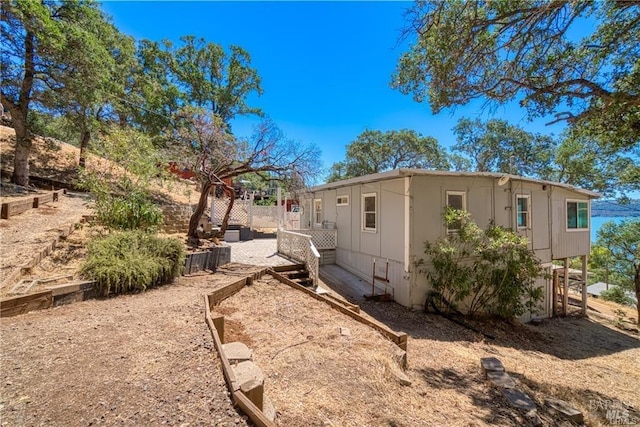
[11,117,31,187]
[188,182,212,238]
[218,186,235,238]
[78,130,90,168]
[635,267,640,326]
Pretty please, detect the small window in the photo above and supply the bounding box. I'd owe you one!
[336,195,349,206]
[516,195,530,229]
[362,193,377,232]
[567,200,589,230]
[446,191,467,232]
[314,199,322,225]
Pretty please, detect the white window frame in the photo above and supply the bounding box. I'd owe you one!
[566,199,589,231]
[445,191,467,233]
[516,194,531,229]
[314,198,322,226]
[336,195,349,206]
[362,192,377,232]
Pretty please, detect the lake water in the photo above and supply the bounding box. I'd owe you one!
[590,216,630,243]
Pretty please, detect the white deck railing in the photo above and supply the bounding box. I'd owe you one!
[277,229,320,287]
[288,229,337,250]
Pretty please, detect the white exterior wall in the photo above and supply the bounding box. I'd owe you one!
[302,171,594,314]
[550,187,591,259]
[307,178,411,306]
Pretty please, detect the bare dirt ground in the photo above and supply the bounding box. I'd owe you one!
[0,273,252,427]
[0,193,93,295]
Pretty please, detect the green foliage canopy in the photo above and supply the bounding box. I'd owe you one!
[1,0,125,184]
[423,208,544,319]
[452,118,555,179]
[595,219,640,323]
[328,129,449,182]
[393,1,640,147]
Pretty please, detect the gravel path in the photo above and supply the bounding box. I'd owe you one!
[0,274,251,427]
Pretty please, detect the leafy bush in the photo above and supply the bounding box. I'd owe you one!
[81,231,185,296]
[76,126,164,231]
[600,286,636,307]
[423,208,544,319]
[80,173,163,231]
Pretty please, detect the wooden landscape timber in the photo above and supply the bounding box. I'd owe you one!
[204,267,410,426]
[0,221,77,291]
[1,190,60,219]
[270,267,408,351]
[0,280,97,317]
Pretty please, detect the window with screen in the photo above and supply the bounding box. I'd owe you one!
[362,193,377,231]
[567,200,589,230]
[446,191,466,232]
[516,195,530,229]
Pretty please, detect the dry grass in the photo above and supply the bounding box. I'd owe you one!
[0,125,197,205]
[214,274,640,426]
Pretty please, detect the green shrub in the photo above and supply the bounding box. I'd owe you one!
[423,208,544,319]
[95,189,163,231]
[81,231,185,296]
[600,286,636,307]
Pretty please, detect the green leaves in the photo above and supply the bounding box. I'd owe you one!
[423,208,544,319]
[393,1,640,147]
[328,129,449,181]
[452,118,555,179]
[81,231,185,296]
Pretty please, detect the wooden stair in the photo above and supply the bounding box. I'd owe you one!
[273,264,313,287]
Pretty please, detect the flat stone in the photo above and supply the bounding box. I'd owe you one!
[395,370,412,386]
[503,388,536,412]
[340,327,351,336]
[315,286,329,295]
[487,371,517,389]
[393,348,407,370]
[545,397,584,423]
[480,357,505,378]
[263,396,276,422]
[232,361,264,390]
[222,342,252,363]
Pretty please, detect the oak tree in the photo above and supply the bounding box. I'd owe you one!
[393,1,640,147]
[452,118,555,179]
[328,129,449,182]
[596,219,640,325]
[171,109,321,238]
[1,0,121,185]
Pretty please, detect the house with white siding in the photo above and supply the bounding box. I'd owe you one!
[296,169,600,320]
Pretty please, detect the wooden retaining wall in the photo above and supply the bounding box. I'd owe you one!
[0,281,96,318]
[1,190,60,219]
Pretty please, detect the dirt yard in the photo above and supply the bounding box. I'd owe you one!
[0,273,253,427]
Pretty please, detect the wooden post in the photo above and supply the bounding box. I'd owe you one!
[552,269,557,317]
[581,254,588,315]
[563,258,569,316]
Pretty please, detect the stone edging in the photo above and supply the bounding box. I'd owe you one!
[203,267,410,426]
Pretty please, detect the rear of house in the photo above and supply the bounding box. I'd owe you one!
[299,169,599,319]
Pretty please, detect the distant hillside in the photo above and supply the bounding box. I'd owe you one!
[591,199,640,217]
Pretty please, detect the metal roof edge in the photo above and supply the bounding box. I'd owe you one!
[305,168,601,198]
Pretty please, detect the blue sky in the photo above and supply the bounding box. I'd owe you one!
[101,1,567,180]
